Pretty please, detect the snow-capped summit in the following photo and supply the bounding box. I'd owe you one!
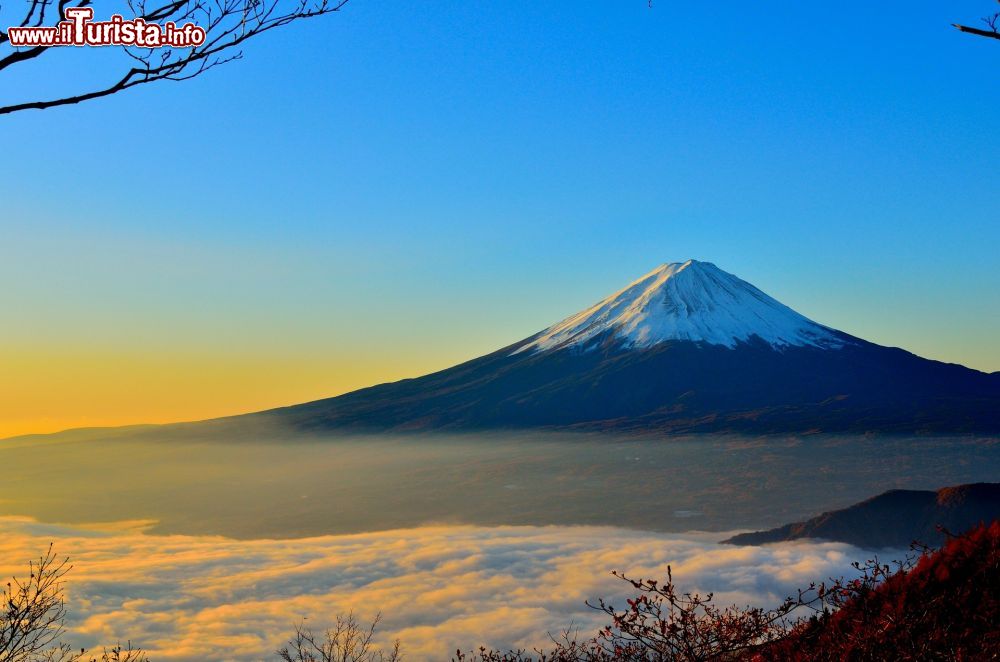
[516,260,845,354]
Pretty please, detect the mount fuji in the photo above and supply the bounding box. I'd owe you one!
[514,260,845,354]
[258,260,1000,435]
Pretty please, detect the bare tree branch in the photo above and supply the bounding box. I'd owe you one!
[0,0,349,115]
[0,544,72,661]
[954,1,1000,40]
[0,545,149,662]
[277,612,402,662]
[953,23,1000,40]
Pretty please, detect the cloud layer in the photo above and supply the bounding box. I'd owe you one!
[0,517,877,660]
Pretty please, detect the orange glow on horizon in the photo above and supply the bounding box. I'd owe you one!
[0,347,452,439]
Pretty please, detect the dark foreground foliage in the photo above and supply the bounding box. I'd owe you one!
[0,545,148,662]
[459,522,1000,661]
[757,521,1000,661]
[276,612,401,662]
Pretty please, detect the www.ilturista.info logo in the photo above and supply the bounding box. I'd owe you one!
[7,7,206,47]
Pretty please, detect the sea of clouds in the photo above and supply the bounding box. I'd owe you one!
[0,517,883,660]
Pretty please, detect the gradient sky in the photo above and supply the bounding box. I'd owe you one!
[1,1,998,438]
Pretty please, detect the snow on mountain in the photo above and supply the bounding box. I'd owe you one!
[516,260,846,354]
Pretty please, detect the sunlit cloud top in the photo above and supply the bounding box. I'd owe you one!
[0,517,878,660]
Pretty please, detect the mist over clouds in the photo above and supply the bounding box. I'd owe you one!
[4,433,998,540]
[0,517,881,660]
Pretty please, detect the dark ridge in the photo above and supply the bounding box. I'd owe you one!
[723,482,1000,548]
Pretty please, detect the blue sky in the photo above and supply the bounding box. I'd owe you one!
[1,1,998,433]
